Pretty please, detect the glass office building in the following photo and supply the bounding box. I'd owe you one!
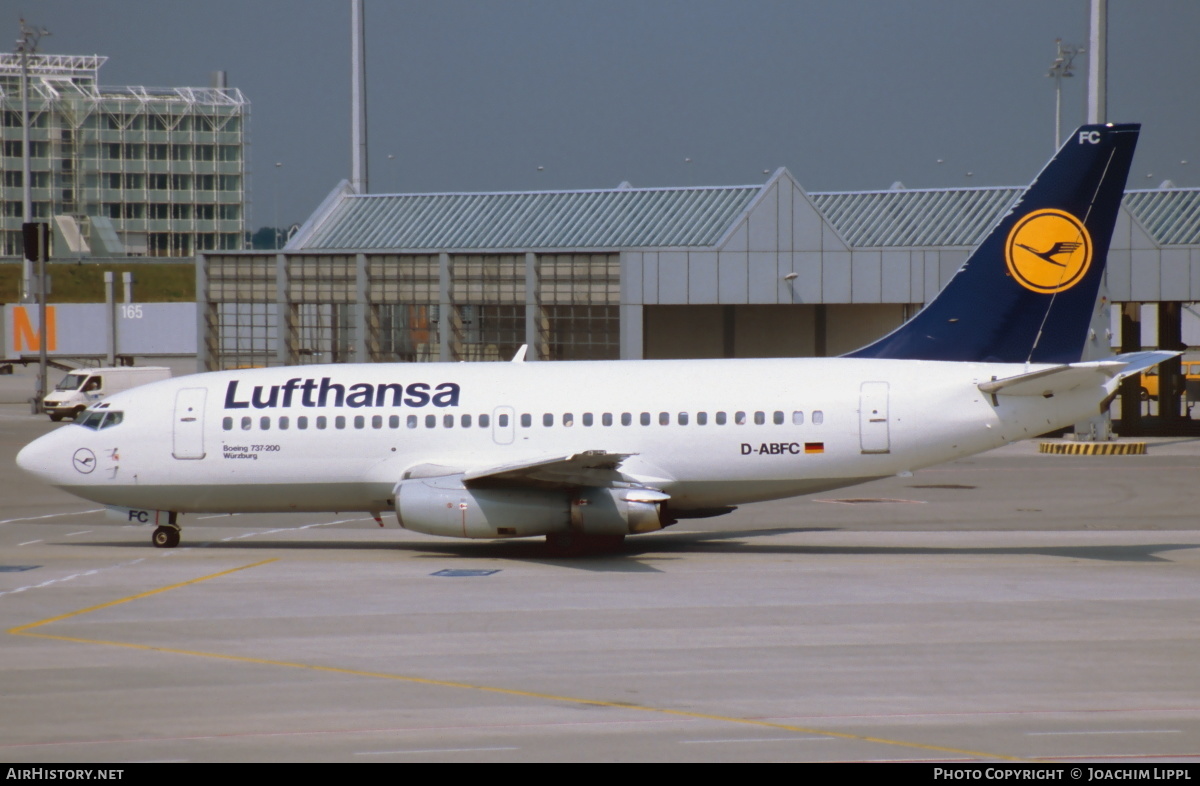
[0,53,247,259]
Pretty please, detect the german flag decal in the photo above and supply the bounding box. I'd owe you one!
[805,442,825,454]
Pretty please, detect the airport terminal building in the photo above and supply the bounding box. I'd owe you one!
[196,171,1200,375]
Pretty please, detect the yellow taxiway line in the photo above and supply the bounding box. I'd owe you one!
[8,558,1021,762]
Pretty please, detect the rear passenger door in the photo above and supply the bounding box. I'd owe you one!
[859,382,890,454]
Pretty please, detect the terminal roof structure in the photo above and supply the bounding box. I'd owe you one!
[292,183,761,251]
[288,174,1200,253]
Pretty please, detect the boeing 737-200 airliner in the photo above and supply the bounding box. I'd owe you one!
[17,124,1169,552]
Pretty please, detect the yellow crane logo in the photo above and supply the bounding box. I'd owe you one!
[1004,209,1092,294]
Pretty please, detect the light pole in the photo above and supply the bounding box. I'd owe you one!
[1047,38,1083,151]
[273,162,282,249]
[16,19,51,411]
[16,18,49,304]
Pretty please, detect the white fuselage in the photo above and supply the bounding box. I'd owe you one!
[17,356,1104,522]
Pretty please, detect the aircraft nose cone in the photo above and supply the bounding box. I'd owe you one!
[16,433,60,483]
[16,440,38,474]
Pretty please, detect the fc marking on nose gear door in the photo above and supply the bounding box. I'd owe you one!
[1005,208,1092,294]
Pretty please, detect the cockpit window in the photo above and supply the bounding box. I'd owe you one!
[75,410,124,431]
[77,410,105,430]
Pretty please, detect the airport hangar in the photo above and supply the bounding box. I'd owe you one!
[196,171,1200,421]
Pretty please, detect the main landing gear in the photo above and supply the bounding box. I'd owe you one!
[152,512,181,548]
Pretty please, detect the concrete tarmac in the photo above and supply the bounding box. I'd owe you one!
[2,397,1199,763]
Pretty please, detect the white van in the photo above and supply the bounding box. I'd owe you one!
[43,366,172,421]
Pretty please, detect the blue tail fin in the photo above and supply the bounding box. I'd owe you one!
[847,124,1139,364]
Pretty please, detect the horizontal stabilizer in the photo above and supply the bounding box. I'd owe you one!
[978,351,1179,398]
[463,450,635,489]
[1098,350,1183,380]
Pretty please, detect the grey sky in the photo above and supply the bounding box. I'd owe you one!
[17,0,1200,230]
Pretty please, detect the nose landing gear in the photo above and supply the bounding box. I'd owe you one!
[152,512,181,548]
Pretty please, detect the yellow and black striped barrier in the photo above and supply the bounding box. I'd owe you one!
[1038,441,1147,455]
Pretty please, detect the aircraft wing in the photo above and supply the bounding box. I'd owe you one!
[462,450,638,490]
[978,351,1179,398]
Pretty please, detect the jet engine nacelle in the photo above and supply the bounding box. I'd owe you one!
[393,475,667,539]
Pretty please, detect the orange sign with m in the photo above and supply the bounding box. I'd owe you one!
[11,306,57,353]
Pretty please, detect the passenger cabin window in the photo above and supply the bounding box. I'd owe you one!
[298,416,309,430]
[317,416,327,430]
[521,414,531,428]
[242,416,252,431]
[602,413,613,426]
[792,411,804,425]
[678,412,688,426]
[658,412,669,426]
[482,414,492,428]
[640,412,650,426]
[583,413,594,427]
[543,413,554,427]
[754,411,765,426]
[813,410,824,425]
[461,414,472,428]
[697,412,707,425]
[407,415,418,429]
[279,416,290,430]
[425,414,436,428]
[222,416,232,431]
[716,411,727,425]
[735,411,747,425]
[621,413,632,426]
[335,416,346,429]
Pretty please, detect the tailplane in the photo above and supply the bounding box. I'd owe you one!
[847,124,1140,364]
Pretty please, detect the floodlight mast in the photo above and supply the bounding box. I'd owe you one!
[1088,0,1107,124]
[350,0,368,194]
[16,18,49,304]
[1046,38,1083,151]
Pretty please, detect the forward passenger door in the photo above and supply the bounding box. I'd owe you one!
[172,388,207,460]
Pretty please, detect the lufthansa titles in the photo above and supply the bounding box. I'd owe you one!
[224,378,461,410]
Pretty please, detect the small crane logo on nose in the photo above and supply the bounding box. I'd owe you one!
[72,448,96,474]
